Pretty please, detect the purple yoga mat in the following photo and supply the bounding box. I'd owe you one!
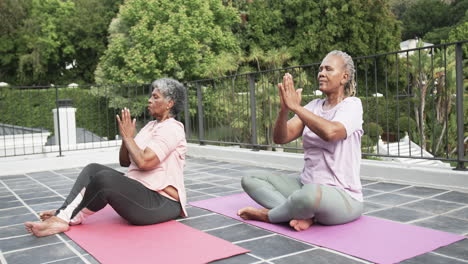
[190,193,465,264]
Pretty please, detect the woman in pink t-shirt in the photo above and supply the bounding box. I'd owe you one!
[238,51,364,231]
[25,78,188,237]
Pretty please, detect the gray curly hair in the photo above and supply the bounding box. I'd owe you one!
[151,78,186,117]
[325,50,356,97]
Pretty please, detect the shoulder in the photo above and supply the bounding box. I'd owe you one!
[304,98,324,110]
[340,97,362,109]
[158,119,185,134]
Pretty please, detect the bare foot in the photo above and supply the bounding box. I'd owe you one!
[289,218,314,231]
[38,210,56,221]
[24,216,69,237]
[237,207,270,222]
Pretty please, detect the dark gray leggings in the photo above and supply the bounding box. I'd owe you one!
[242,172,363,225]
[56,163,181,225]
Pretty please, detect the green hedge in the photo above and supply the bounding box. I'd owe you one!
[0,87,118,140]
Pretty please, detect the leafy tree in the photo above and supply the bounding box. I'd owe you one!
[61,0,123,84]
[401,0,451,41]
[15,0,76,85]
[95,0,240,85]
[0,0,31,84]
[236,0,401,66]
[401,0,468,44]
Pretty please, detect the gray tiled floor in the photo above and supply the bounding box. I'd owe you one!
[0,157,467,264]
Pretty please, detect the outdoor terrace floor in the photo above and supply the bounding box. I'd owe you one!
[0,156,467,263]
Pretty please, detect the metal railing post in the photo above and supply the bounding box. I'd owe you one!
[454,43,466,170]
[196,83,205,145]
[249,74,258,150]
[55,86,63,157]
[184,86,191,139]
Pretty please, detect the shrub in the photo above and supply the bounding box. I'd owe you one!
[364,122,383,145]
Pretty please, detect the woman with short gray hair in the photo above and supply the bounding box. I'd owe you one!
[238,51,364,231]
[25,78,188,237]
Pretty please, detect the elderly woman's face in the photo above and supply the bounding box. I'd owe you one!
[317,55,348,93]
[148,88,171,118]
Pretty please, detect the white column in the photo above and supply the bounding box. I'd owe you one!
[53,107,77,148]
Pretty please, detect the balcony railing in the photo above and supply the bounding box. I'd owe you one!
[1,41,466,169]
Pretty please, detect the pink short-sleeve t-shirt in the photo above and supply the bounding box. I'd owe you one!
[126,118,188,216]
[300,97,364,202]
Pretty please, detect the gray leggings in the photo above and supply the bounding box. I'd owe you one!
[56,163,181,225]
[241,172,363,225]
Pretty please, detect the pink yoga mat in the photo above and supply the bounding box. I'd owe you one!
[190,193,465,264]
[65,206,249,264]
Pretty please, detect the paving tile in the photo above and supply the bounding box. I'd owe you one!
[0,207,30,217]
[236,235,314,259]
[53,168,81,174]
[211,178,241,185]
[0,224,30,239]
[227,182,243,189]
[394,186,448,197]
[0,213,38,227]
[433,191,468,204]
[184,206,214,218]
[186,189,208,198]
[2,179,31,186]
[0,195,18,203]
[204,168,237,175]
[187,194,216,202]
[46,256,87,264]
[272,248,363,264]
[8,183,41,190]
[180,214,239,230]
[446,207,468,220]
[62,173,80,179]
[412,215,468,235]
[400,252,467,264]
[186,183,218,190]
[0,175,28,181]
[196,186,238,195]
[402,199,464,214]
[47,182,73,188]
[210,253,261,264]
[367,207,433,222]
[433,238,468,261]
[361,179,378,185]
[17,190,57,200]
[27,171,56,177]
[184,179,198,185]
[0,200,23,210]
[365,193,418,206]
[0,189,11,196]
[4,242,77,263]
[364,182,410,192]
[0,233,61,252]
[83,254,100,264]
[220,190,245,196]
[206,223,272,242]
[13,187,50,195]
[362,189,382,197]
[23,196,64,205]
[29,201,64,213]
[363,202,387,214]
[64,239,87,254]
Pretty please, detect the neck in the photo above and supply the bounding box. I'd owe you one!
[326,93,346,107]
[156,113,172,122]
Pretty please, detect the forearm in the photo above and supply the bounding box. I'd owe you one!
[119,143,131,167]
[122,137,159,170]
[293,106,345,142]
[273,110,289,144]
